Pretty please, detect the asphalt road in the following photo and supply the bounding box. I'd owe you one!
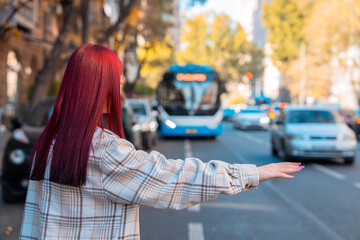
[1,122,360,239]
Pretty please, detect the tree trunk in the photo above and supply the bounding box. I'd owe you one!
[30,1,77,111]
[81,0,90,43]
[98,0,138,44]
[0,0,28,37]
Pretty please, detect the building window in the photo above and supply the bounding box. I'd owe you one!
[7,50,21,104]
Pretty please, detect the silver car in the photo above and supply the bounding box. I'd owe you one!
[234,107,270,130]
[128,99,159,150]
[270,106,357,164]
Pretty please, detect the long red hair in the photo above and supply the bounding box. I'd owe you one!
[30,44,125,186]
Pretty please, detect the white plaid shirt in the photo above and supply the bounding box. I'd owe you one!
[20,127,259,240]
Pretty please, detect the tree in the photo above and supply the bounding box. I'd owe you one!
[137,35,174,89]
[305,0,360,61]
[122,0,175,96]
[262,0,307,66]
[30,0,137,111]
[176,13,263,83]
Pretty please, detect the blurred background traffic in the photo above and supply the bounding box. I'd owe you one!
[1,0,360,239]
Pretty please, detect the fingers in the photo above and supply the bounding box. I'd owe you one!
[275,162,304,179]
[278,173,295,179]
[277,163,304,173]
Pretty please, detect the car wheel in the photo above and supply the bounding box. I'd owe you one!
[344,156,355,164]
[2,185,17,203]
[271,139,278,156]
[152,133,158,146]
[143,139,150,150]
[278,143,291,162]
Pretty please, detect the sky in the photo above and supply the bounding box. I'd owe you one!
[180,0,258,36]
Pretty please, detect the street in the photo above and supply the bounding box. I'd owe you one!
[1,122,360,239]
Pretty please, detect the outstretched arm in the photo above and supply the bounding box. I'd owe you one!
[100,137,302,210]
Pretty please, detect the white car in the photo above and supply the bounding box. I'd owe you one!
[128,99,159,150]
[271,106,357,164]
[234,107,270,130]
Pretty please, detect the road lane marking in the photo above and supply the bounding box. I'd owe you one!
[312,164,346,180]
[234,131,270,149]
[188,222,204,240]
[228,147,344,240]
[234,132,348,181]
[188,204,201,212]
[354,182,360,189]
[184,139,193,158]
[184,140,201,212]
[234,152,247,164]
[265,181,344,240]
[201,202,274,211]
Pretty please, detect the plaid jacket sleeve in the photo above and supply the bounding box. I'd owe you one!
[100,137,259,210]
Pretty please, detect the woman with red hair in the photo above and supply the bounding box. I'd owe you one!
[20,44,303,240]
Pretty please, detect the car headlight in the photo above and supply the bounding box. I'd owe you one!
[259,117,270,124]
[149,121,158,132]
[343,133,356,140]
[288,134,305,140]
[9,149,26,165]
[165,120,176,129]
[132,123,141,132]
[13,129,30,144]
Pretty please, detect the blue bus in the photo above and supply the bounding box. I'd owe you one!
[157,64,224,137]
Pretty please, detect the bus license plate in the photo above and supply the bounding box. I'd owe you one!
[186,129,198,134]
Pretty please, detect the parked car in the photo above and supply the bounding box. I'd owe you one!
[128,99,159,150]
[234,106,270,130]
[354,109,360,139]
[121,102,142,150]
[1,98,55,202]
[1,98,143,202]
[270,106,357,164]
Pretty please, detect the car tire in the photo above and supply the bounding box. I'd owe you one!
[344,156,355,164]
[152,133,158,146]
[279,143,291,162]
[2,185,16,203]
[271,139,278,156]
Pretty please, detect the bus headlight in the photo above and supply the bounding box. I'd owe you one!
[165,120,176,129]
[9,149,26,165]
[208,123,218,129]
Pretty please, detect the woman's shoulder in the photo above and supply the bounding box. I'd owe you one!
[93,127,132,150]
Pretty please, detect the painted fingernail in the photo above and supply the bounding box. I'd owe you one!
[296,163,302,165]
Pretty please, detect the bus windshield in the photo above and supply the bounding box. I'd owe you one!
[157,71,221,116]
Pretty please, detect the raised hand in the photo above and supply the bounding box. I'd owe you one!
[257,162,304,182]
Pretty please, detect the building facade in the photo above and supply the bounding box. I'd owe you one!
[0,0,61,118]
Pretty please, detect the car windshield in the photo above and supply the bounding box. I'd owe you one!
[130,103,147,115]
[288,110,338,124]
[241,110,263,114]
[27,100,55,127]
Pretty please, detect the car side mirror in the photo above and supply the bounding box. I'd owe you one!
[151,110,158,118]
[276,120,284,125]
[10,117,23,131]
